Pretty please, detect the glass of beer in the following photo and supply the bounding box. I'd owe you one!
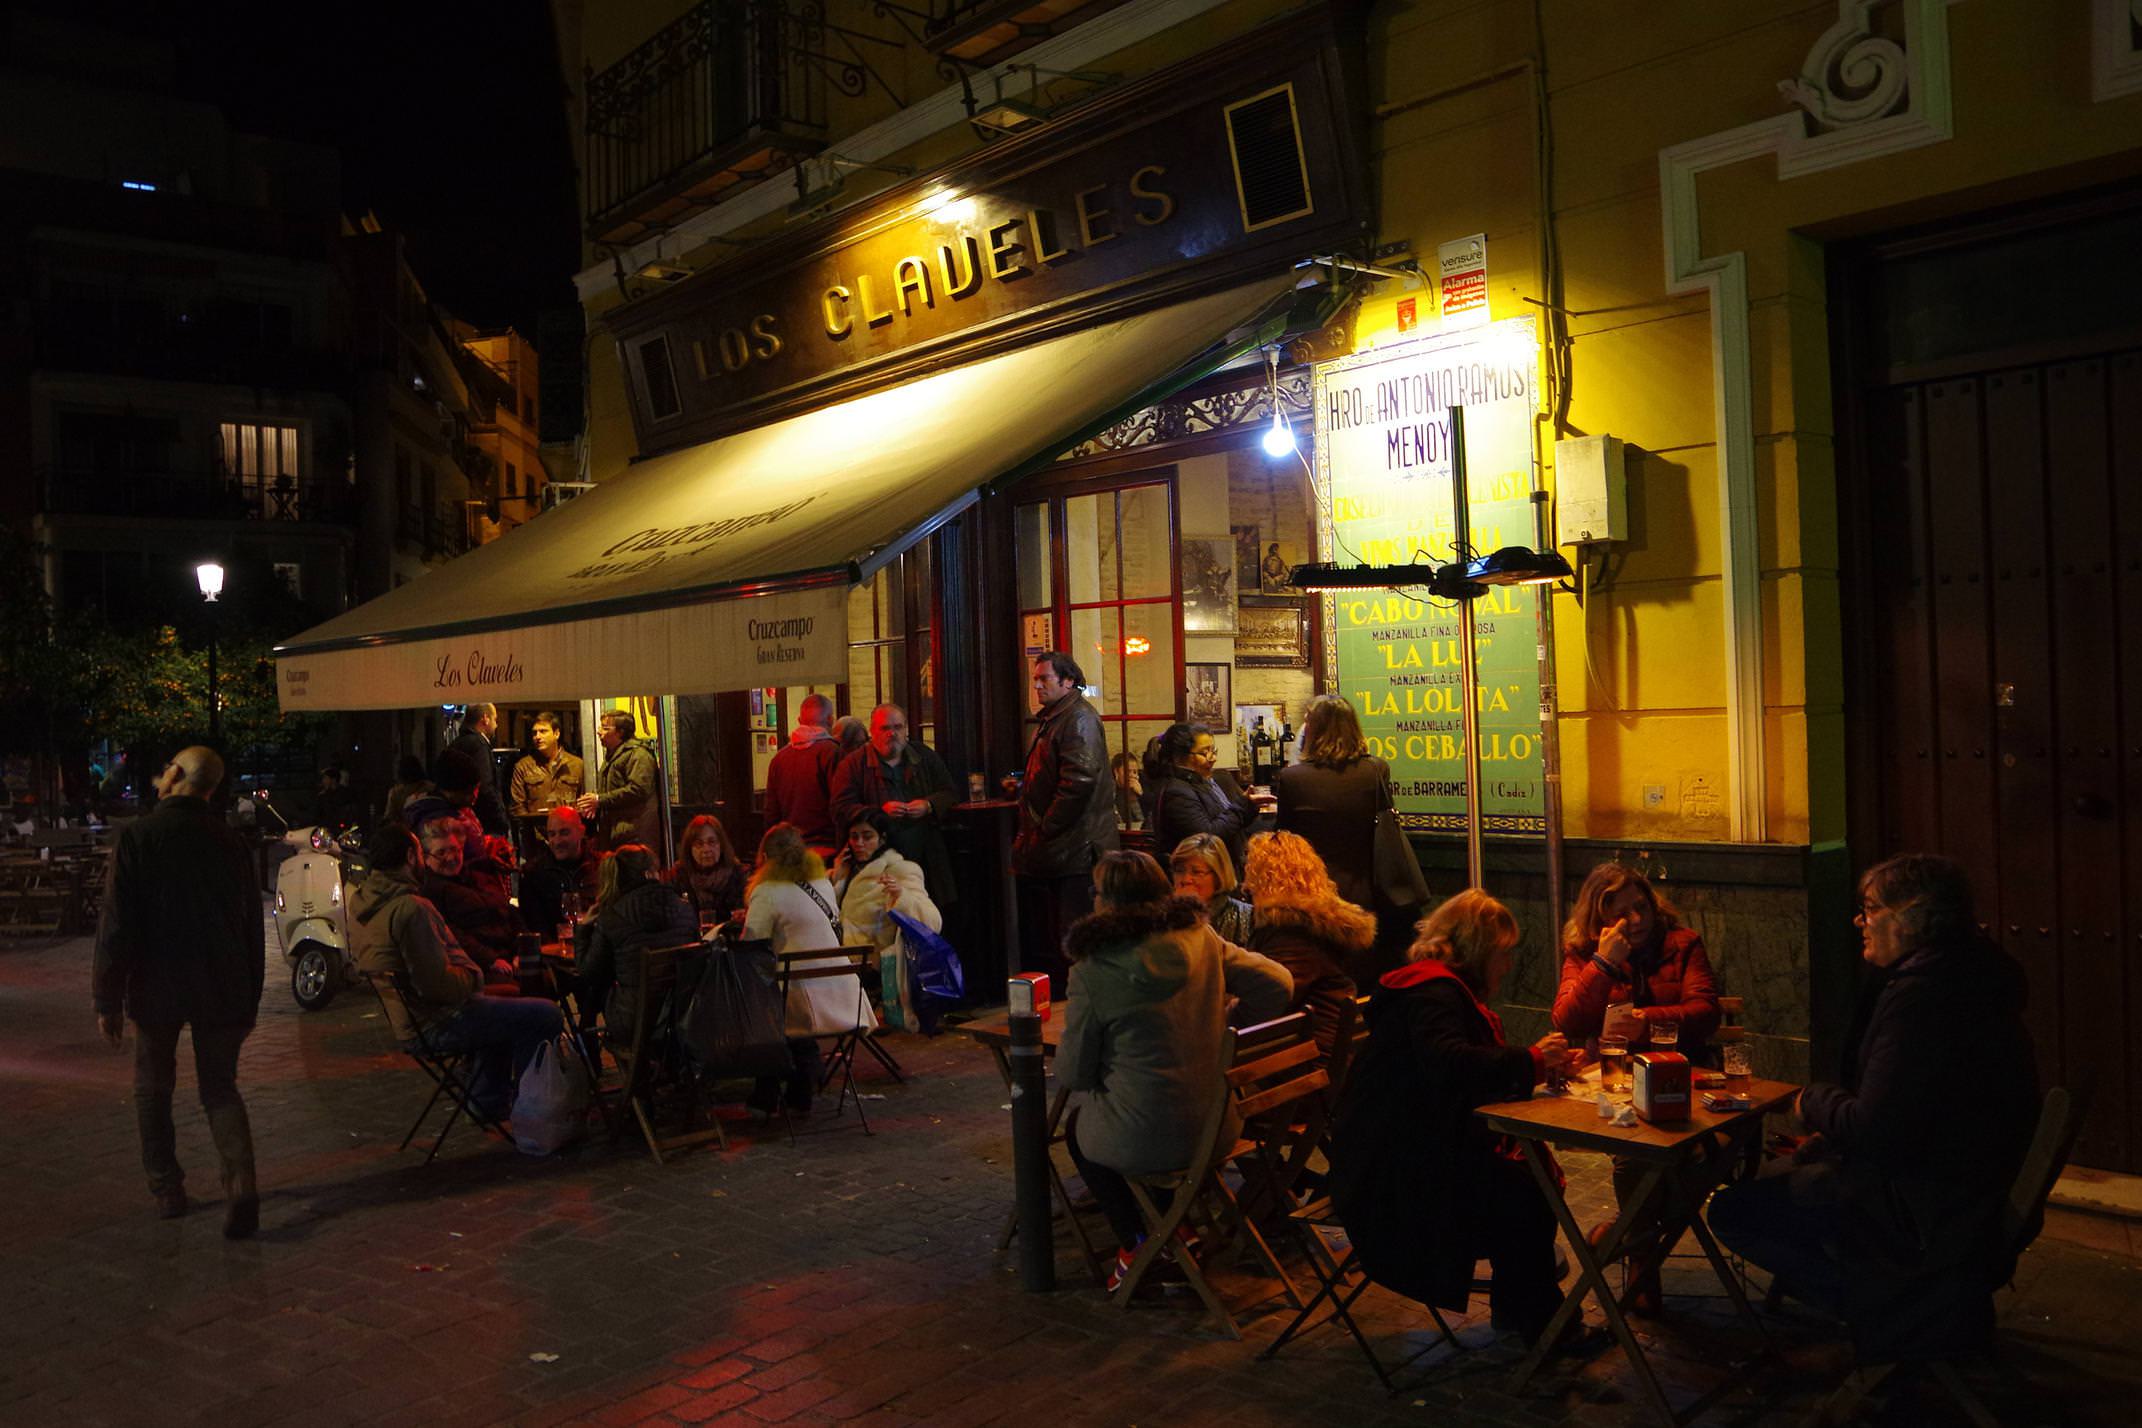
[1648,1015,1680,1050]
[1599,1035,1632,1095]
[1722,1040,1752,1083]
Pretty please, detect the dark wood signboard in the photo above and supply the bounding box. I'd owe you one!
[605,9,1368,453]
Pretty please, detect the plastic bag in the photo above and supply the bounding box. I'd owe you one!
[682,941,794,1077]
[887,911,964,1035]
[879,938,911,1033]
[510,1036,589,1156]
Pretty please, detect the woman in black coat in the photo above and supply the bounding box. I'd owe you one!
[1141,723,1255,873]
[1274,695,1413,975]
[1707,854,2037,1364]
[579,844,699,1045]
[1326,890,1578,1347]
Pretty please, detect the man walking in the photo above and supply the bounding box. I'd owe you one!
[576,708,659,849]
[764,692,841,859]
[448,702,509,835]
[1013,653,1118,991]
[831,702,958,905]
[508,710,585,820]
[93,746,265,1237]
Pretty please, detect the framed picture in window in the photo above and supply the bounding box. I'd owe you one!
[1181,536,1238,633]
[1236,597,1310,668]
[1185,662,1231,728]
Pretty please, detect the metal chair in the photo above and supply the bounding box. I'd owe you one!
[370,975,507,1165]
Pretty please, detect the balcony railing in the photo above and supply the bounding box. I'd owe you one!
[40,468,355,525]
[583,0,905,243]
[396,503,475,560]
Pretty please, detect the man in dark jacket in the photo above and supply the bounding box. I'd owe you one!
[830,702,958,905]
[520,805,600,938]
[1708,853,2038,1364]
[92,746,265,1236]
[406,796,522,977]
[577,708,659,849]
[447,702,509,835]
[764,693,841,857]
[1012,652,1119,990]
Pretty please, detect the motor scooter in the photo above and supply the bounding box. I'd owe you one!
[259,793,367,1010]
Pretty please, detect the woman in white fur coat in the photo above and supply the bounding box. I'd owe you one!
[832,809,941,1030]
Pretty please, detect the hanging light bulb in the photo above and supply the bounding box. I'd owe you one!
[1259,344,1294,458]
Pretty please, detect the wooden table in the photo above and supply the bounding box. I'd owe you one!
[1475,1072,1799,1426]
[959,1010,1106,1283]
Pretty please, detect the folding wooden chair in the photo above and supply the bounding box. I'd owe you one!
[370,975,507,1165]
[1113,1028,1243,1334]
[613,942,727,1163]
[1218,1012,1331,1234]
[775,948,876,1134]
[1259,1194,1464,1390]
[1796,1085,2090,1428]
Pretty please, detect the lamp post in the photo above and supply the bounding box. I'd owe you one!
[196,562,224,743]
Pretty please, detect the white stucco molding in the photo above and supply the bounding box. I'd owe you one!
[1658,0,1960,843]
[2094,0,2142,101]
[572,0,1239,304]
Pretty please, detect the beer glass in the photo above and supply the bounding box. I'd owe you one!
[1722,1040,1752,1082]
[1599,1035,1632,1095]
[1648,1015,1680,1050]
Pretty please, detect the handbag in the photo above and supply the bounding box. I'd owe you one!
[680,940,795,1077]
[509,1035,589,1156]
[1370,774,1432,917]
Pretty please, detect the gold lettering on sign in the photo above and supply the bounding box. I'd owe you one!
[1074,184,1116,247]
[938,234,982,299]
[893,256,932,315]
[822,285,853,339]
[987,218,1028,280]
[858,273,895,327]
[751,313,782,359]
[1026,209,1069,265]
[719,328,750,372]
[1130,165,1173,226]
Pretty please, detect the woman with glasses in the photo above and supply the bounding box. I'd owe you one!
[1707,854,2037,1365]
[1141,723,1255,873]
[1166,833,1254,945]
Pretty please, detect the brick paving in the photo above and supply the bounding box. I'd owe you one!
[2,917,2137,1428]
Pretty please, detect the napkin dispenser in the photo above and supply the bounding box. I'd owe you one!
[1633,1051,1690,1123]
[1008,971,1051,1021]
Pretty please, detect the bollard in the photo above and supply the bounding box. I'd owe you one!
[1007,1008,1056,1292]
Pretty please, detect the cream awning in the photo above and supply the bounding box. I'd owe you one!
[274,275,1299,711]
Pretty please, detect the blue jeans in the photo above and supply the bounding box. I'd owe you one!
[414,994,563,1120]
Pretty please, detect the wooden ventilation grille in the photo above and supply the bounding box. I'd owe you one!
[637,335,682,421]
[1223,84,1313,234]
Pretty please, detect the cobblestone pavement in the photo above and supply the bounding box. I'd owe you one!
[3,920,2136,1428]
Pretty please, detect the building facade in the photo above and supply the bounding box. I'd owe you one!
[523,0,2139,1168]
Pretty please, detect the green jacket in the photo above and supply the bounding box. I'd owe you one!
[350,865,482,1042]
[593,737,659,845]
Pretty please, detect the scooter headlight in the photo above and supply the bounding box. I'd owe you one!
[310,828,331,851]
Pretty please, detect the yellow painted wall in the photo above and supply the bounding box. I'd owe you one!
[1346,0,2142,847]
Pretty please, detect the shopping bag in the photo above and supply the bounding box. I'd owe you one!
[510,1035,589,1156]
[681,940,794,1078]
[878,937,911,1033]
[887,911,964,1035]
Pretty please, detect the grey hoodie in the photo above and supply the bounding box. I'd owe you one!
[1057,896,1292,1176]
[349,864,483,1042]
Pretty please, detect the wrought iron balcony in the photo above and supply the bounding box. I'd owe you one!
[39,467,356,525]
[584,0,907,245]
[918,0,1132,66]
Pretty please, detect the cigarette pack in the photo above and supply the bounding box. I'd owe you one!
[1008,971,1051,1021]
[1633,1051,1690,1123]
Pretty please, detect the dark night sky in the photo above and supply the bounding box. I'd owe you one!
[148,2,581,335]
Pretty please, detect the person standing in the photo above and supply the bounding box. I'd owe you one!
[448,702,509,836]
[92,746,265,1237]
[763,693,842,859]
[830,703,958,906]
[508,711,586,820]
[577,708,660,849]
[1012,652,1119,993]
[1275,694,1415,977]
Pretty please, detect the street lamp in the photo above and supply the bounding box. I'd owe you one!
[196,562,224,743]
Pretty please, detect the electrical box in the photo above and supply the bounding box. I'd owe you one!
[1554,435,1627,545]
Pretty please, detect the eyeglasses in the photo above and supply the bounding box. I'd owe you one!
[1856,898,1887,920]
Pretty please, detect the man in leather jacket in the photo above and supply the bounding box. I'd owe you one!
[1013,652,1119,990]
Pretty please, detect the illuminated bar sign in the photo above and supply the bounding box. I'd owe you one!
[608,10,1365,452]
[1313,317,1545,833]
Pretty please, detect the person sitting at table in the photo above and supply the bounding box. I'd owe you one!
[1141,723,1256,875]
[1058,850,1293,1293]
[350,824,560,1125]
[406,796,523,984]
[832,809,941,1032]
[1551,861,1722,1314]
[1707,853,2038,1366]
[1167,832,1254,946]
[742,822,868,1118]
[521,805,602,939]
[1240,830,1365,1067]
[666,813,745,931]
[578,843,697,1049]
[1327,889,1582,1351]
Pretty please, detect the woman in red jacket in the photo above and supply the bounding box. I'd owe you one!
[1553,862,1722,1314]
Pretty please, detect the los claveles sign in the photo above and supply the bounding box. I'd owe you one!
[1313,317,1546,834]
[605,12,1365,452]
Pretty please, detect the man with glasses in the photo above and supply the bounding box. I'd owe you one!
[92,746,264,1237]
